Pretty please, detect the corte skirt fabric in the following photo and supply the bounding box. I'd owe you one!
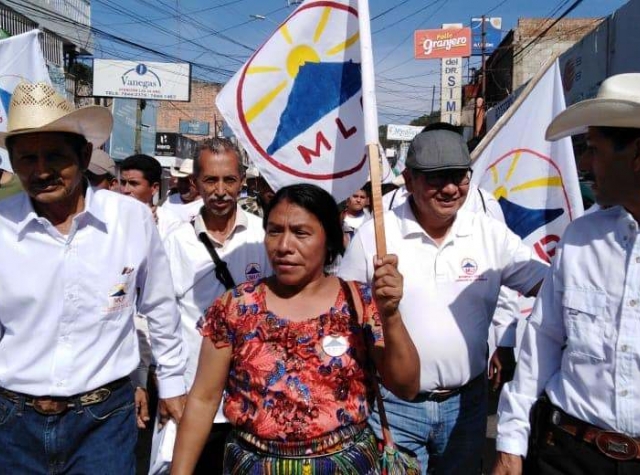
[223,423,380,474]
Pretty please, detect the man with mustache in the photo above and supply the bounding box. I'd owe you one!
[0,81,186,473]
[158,137,270,474]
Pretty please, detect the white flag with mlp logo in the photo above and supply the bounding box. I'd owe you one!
[471,59,583,321]
[217,0,390,202]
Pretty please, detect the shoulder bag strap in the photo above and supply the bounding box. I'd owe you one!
[344,280,396,449]
[478,187,487,213]
[196,231,236,290]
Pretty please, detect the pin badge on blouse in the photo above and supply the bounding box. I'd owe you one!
[322,335,348,357]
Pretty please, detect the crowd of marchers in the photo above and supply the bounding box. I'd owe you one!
[0,74,639,475]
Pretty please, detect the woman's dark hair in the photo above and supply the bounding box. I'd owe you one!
[263,183,345,266]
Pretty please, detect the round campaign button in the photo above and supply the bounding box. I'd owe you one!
[322,335,348,357]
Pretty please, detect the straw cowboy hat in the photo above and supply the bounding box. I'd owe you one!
[546,73,640,141]
[88,149,116,176]
[0,81,112,149]
[170,158,194,178]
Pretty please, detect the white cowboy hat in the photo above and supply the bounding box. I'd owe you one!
[546,73,640,141]
[170,158,194,178]
[0,81,112,149]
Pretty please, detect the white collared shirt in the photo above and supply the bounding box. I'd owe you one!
[156,205,182,241]
[338,200,548,391]
[497,206,640,456]
[161,194,203,223]
[163,206,270,422]
[0,188,186,398]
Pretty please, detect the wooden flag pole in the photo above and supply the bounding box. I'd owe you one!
[367,144,388,257]
[359,0,387,257]
[471,54,560,161]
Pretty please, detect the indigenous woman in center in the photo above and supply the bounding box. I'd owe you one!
[171,183,420,474]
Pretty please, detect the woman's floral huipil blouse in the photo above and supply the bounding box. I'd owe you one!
[198,279,383,442]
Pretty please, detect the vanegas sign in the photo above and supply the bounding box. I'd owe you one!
[414,28,471,60]
[93,59,191,101]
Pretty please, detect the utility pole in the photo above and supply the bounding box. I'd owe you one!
[430,85,436,116]
[481,15,487,102]
[134,99,145,154]
[474,16,487,138]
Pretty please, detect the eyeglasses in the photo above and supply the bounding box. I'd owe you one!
[418,169,472,188]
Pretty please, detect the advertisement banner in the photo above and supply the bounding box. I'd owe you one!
[440,57,463,125]
[178,119,210,136]
[470,17,502,56]
[386,124,423,142]
[414,27,471,60]
[93,59,191,101]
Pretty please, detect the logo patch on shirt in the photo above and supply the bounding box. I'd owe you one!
[461,258,478,276]
[456,258,487,282]
[103,282,132,313]
[245,263,262,282]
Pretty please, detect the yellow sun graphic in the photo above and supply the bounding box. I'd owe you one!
[243,6,359,124]
[487,150,563,201]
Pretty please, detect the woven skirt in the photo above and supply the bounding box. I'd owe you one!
[223,423,380,474]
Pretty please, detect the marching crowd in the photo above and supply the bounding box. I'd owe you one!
[0,72,639,475]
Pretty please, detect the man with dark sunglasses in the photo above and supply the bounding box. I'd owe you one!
[339,128,549,474]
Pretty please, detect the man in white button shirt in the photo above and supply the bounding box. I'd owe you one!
[0,81,187,474]
[157,137,270,474]
[339,128,548,474]
[494,74,640,474]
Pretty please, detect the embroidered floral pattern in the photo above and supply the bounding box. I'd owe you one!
[199,279,382,441]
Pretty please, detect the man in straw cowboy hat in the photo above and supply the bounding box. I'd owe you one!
[494,73,640,474]
[0,81,187,473]
[162,158,203,223]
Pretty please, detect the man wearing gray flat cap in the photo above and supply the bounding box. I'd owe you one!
[339,128,549,474]
[494,73,640,475]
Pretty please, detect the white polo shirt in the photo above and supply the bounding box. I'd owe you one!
[163,206,270,421]
[381,184,519,346]
[338,200,548,392]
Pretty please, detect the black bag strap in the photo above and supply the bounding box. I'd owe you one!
[197,231,236,290]
[478,187,487,213]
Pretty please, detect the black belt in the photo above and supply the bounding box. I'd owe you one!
[412,372,485,403]
[0,377,130,415]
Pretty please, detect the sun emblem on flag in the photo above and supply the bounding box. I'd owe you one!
[477,148,574,241]
[236,1,366,179]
